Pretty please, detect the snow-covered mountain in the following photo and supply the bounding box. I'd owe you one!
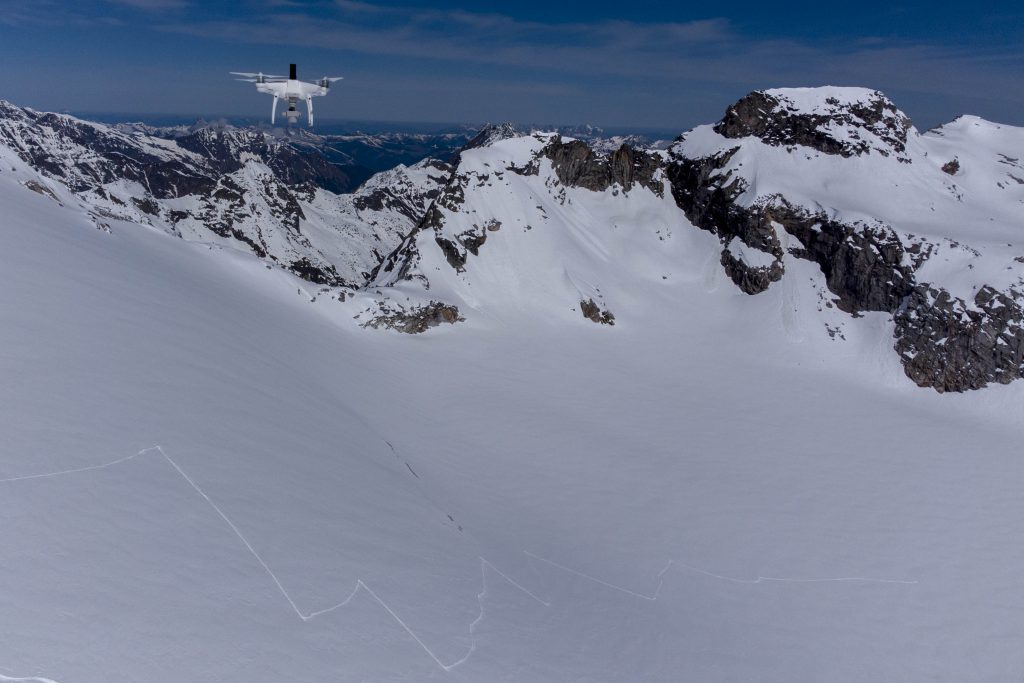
[668,87,1024,392]
[3,88,1022,391]
[3,90,1022,391]
[0,101,449,287]
[369,87,1024,392]
[3,87,1024,682]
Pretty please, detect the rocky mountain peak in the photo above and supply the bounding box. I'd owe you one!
[0,100,28,119]
[461,122,521,151]
[446,122,522,165]
[714,86,914,159]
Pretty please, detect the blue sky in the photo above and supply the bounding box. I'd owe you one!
[1,0,1021,130]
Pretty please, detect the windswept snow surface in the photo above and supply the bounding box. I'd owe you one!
[3,135,1024,682]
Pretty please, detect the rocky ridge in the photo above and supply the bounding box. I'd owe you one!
[0,101,443,287]
[4,91,1022,392]
[666,89,1024,391]
[370,89,1023,391]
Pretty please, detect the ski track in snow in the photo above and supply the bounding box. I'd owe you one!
[152,445,551,672]
[524,552,917,600]
[0,446,549,674]
[672,560,919,586]
[0,450,145,483]
[0,674,61,683]
[0,446,917,677]
[525,552,675,601]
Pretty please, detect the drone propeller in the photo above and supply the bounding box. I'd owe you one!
[229,71,284,79]
[318,76,344,87]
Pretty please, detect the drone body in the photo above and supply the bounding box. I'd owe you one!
[231,64,342,126]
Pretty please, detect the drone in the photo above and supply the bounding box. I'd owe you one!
[231,64,342,126]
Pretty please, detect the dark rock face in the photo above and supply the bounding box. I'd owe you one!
[714,90,913,159]
[665,147,777,254]
[371,174,470,280]
[942,158,960,175]
[720,247,784,295]
[667,138,918,311]
[370,226,423,282]
[895,285,1024,391]
[352,160,451,222]
[542,137,663,194]
[668,152,1018,391]
[666,91,1023,391]
[668,148,915,311]
[580,300,615,325]
[288,257,345,286]
[362,301,464,333]
[435,234,467,272]
[773,209,914,315]
[434,221,493,273]
[132,197,160,216]
[23,179,60,202]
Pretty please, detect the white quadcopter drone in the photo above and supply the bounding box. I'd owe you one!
[231,64,342,126]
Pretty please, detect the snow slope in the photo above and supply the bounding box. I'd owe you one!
[4,100,1024,682]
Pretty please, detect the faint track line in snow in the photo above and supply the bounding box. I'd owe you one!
[155,446,310,620]
[151,446,549,671]
[525,552,673,601]
[525,551,917,599]
[1,445,550,673]
[673,561,919,586]
[0,448,150,483]
[0,446,917,676]
[429,556,549,671]
[305,559,549,673]
[298,584,362,620]
[481,559,551,607]
[0,674,61,683]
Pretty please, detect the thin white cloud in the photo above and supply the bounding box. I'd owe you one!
[160,11,737,75]
[4,0,1020,127]
[106,0,189,10]
[158,8,1022,104]
[334,0,385,13]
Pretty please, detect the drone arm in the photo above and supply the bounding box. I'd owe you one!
[306,95,314,126]
[271,94,278,125]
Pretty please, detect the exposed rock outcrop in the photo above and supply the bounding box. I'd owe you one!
[715,88,914,159]
[542,136,663,194]
[449,123,521,165]
[580,299,615,325]
[667,88,1023,391]
[0,100,443,288]
[361,301,464,333]
[895,285,1024,391]
[720,243,784,295]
